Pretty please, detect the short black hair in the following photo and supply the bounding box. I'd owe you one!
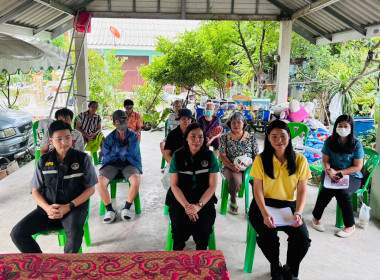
[55,108,74,121]
[124,99,134,106]
[48,120,72,137]
[88,101,98,107]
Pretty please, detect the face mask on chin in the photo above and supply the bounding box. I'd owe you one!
[336,128,351,137]
[205,110,213,117]
[116,123,128,131]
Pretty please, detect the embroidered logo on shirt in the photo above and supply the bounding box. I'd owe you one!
[201,160,209,167]
[45,162,54,166]
[71,163,80,170]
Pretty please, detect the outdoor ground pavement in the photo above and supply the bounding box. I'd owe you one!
[0,130,379,279]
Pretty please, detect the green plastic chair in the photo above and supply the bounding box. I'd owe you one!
[32,121,41,167]
[32,200,92,253]
[161,119,169,169]
[164,191,169,215]
[219,157,247,215]
[242,165,258,273]
[332,148,380,228]
[99,177,142,215]
[287,122,309,146]
[310,164,323,175]
[165,222,216,251]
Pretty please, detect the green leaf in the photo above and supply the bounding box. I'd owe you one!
[142,114,153,122]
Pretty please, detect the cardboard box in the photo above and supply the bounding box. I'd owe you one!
[6,160,19,175]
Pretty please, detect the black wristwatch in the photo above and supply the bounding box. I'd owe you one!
[69,202,76,211]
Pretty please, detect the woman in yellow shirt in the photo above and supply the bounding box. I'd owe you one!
[249,120,311,280]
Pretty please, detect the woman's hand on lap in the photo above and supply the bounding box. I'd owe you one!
[188,213,199,222]
[185,204,201,215]
[263,215,276,228]
[232,165,241,172]
[292,214,303,227]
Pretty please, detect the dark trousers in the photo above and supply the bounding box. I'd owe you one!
[249,198,311,277]
[312,172,361,227]
[169,203,216,251]
[10,206,87,253]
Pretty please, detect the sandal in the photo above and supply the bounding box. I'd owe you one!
[228,202,239,215]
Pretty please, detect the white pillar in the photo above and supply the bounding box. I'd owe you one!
[370,116,380,220]
[75,34,89,115]
[275,20,292,104]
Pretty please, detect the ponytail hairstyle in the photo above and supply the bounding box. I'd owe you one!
[261,120,296,179]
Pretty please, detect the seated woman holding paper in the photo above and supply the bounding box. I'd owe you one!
[248,120,311,280]
[311,114,364,238]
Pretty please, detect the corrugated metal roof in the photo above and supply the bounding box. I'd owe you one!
[0,0,379,45]
[87,18,200,50]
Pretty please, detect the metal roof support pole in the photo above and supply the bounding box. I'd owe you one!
[75,34,89,115]
[275,20,292,104]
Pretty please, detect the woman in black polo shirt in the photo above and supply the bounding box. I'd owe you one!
[165,123,219,250]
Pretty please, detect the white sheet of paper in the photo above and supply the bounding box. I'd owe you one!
[266,206,297,227]
[324,175,349,189]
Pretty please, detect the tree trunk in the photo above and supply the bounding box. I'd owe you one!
[251,75,255,97]
[256,74,263,98]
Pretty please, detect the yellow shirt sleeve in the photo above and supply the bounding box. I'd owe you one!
[296,154,312,180]
[250,155,264,180]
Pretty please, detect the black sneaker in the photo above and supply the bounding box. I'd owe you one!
[271,264,284,280]
[282,266,299,280]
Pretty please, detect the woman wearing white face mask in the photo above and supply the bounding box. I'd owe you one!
[311,115,364,238]
[197,102,222,156]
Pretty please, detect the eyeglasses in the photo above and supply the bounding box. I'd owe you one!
[125,106,133,110]
[52,135,72,142]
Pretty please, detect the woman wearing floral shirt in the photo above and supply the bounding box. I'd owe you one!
[219,112,259,215]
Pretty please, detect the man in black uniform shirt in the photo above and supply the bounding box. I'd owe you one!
[11,120,98,253]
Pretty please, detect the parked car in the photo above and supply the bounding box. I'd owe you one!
[0,109,33,158]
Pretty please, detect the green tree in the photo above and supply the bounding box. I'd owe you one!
[231,21,279,97]
[140,25,233,100]
[133,82,164,113]
[0,71,20,108]
[88,49,126,116]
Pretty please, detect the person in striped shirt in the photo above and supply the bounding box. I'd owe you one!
[76,101,103,160]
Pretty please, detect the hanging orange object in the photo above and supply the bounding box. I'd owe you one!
[110,26,121,38]
[63,32,69,40]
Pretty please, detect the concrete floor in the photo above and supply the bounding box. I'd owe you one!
[1,130,380,280]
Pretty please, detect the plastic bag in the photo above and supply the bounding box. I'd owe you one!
[358,203,371,229]
[329,92,343,124]
[233,155,252,171]
[161,165,170,190]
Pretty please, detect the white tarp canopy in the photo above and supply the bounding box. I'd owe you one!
[0,32,71,74]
